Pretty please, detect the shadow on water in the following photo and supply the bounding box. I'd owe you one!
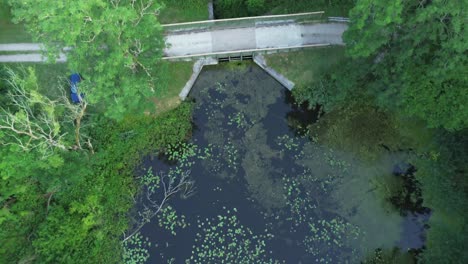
[284,91,322,136]
[137,62,430,263]
[390,163,431,251]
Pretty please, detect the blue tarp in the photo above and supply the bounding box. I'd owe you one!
[70,73,81,84]
[70,92,82,104]
[69,73,83,103]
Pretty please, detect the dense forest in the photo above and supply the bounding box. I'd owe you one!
[1,0,466,263]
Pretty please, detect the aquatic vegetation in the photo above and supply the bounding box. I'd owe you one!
[224,61,249,72]
[199,138,240,177]
[275,133,409,260]
[242,150,287,210]
[215,81,225,93]
[188,209,281,264]
[122,232,151,264]
[303,217,362,263]
[201,149,224,175]
[157,205,188,236]
[140,167,161,193]
[227,111,250,129]
[164,142,198,167]
[276,134,301,152]
[370,172,406,212]
[324,149,350,173]
[362,247,416,264]
[241,124,286,210]
[282,174,317,228]
[310,104,402,162]
[223,138,240,170]
[199,144,214,160]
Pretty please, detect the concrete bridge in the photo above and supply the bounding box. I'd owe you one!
[162,12,348,60]
[0,12,348,63]
[158,12,349,99]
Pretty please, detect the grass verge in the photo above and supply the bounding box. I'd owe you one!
[154,61,194,114]
[214,0,353,19]
[266,0,352,17]
[0,3,31,43]
[1,62,69,99]
[159,0,209,23]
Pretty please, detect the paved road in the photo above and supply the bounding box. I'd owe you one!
[0,22,347,62]
[0,52,67,63]
[0,43,45,51]
[0,43,68,62]
[164,22,347,58]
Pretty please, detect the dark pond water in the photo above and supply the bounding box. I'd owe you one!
[136,62,429,263]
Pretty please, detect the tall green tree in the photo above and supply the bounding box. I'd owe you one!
[8,0,166,120]
[0,67,87,262]
[344,0,467,130]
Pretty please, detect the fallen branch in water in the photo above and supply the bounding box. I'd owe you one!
[122,169,195,242]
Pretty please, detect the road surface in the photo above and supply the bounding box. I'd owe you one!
[0,22,347,62]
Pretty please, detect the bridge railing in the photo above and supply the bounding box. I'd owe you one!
[328,17,350,23]
[161,11,325,33]
[162,43,331,61]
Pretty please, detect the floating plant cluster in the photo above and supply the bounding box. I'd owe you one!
[123,233,151,264]
[303,218,362,263]
[157,205,188,236]
[188,208,280,264]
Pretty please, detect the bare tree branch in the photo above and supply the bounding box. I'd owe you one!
[122,169,194,242]
[0,69,90,156]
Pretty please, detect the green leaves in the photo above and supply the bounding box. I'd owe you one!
[344,0,403,58]
[9,0,166,120]
[343,0,468,130]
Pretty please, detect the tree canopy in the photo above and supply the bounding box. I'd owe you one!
[344,0,467,130]
[8,0,166,119]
